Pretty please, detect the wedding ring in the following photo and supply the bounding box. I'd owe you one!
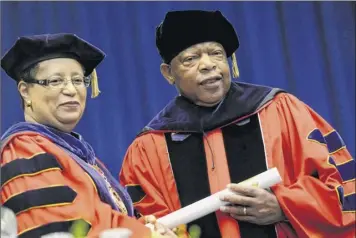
[243,206,247,215]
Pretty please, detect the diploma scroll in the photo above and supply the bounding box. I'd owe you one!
[157,168,282,229]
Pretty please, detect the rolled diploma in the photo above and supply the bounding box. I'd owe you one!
[157,167,282,229]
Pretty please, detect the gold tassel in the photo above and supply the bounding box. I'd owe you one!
[231,52,240,78]
[91,69,101,98]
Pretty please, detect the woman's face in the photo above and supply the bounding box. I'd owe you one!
[19,58,88,132]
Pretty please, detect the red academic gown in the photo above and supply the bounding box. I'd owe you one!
[1,125,152,238]
[120,82,355,238]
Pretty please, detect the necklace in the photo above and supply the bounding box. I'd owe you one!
[90,164,128,215]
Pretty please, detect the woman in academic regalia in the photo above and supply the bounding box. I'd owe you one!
[0,33,176,238]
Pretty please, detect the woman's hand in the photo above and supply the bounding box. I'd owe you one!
[145,215,178,238]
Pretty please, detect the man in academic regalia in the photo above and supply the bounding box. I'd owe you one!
[120,10,355,238]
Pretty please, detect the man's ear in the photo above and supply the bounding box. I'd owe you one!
[160,63,175,85]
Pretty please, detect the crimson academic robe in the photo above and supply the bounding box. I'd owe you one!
[120,82,355,238]
[1,123,152,238]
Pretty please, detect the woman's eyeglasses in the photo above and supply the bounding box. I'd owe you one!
[25,76,91,90]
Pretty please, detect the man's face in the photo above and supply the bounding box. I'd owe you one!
[162,42,231,107]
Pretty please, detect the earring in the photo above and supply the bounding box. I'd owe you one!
[26,100,32,107]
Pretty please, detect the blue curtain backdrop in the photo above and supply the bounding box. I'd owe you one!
[1,1,355,177]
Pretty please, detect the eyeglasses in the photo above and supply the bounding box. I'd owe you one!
[25,76,91,90]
